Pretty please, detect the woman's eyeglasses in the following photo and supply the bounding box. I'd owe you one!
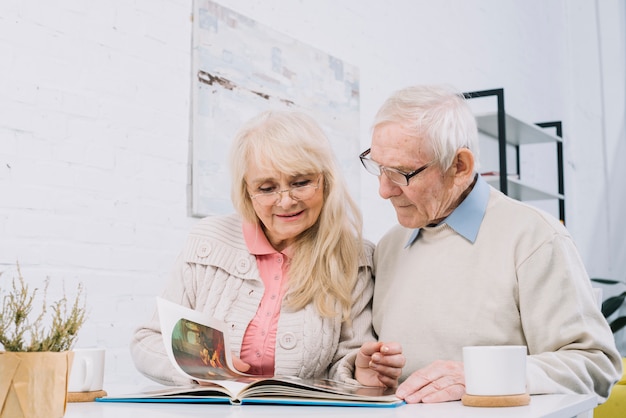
[249,176,322,205]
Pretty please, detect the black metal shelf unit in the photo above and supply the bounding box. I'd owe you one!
[463,88,565,224]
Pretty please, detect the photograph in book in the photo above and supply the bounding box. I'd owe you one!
[171,317,234,380]
[157,297,246,381]
[96,298,404,407]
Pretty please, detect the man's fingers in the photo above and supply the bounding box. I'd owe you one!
[370,363,402,379]
[421,384,465,403]
[377,374,400,388]
[372,352,406,369]
[356,341,383,368]
[359,341,383,357]
[396,370,429,399]
[396,361,465,403]
[379,341,402,355]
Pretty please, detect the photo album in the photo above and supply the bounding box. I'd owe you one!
[96,297,403,407]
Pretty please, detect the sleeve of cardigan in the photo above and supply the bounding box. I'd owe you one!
[329,240,377,383]
[129,253,196,386]
[518,233,623,402]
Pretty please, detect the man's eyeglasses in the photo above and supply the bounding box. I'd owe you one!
[249,176,321,206]
[359,148,433,186]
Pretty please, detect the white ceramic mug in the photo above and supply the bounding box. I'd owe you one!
[68,348,105,392]
[463,345,527,396]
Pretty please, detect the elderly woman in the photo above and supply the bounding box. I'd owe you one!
[131,110,402,388]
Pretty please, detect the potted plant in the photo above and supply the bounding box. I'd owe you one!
[0,262,86,418]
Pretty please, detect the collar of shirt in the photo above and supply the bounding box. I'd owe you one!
[406,174,490,247]
[242,221,294,259]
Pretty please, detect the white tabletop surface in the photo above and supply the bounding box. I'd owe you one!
[65,393,598,418]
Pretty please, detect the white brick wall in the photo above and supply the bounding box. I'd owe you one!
[1,0,623,386]
[0,0,196,386]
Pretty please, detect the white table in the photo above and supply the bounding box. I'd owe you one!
[65,393,597,418]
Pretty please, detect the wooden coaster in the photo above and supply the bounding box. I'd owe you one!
[67,390,108,403]
[462,393,531,407]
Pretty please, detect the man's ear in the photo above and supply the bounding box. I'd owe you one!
[453,148,475,184]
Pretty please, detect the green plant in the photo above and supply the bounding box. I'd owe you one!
[591,278,626,334]
[0,262,86,352]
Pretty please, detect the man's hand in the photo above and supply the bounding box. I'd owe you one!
[396,360,465,403]
[355,341,405,387]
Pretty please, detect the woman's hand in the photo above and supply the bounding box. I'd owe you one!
[231,355,251,373]
[355,341,405,387]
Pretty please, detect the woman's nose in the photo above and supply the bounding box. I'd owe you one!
[275,190,297,207]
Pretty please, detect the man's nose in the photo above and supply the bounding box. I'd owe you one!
[378,174,401,199]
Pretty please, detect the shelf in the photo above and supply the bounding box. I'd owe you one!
[482,175,564,201]
[476,113,562,145]
[464,88,565,223]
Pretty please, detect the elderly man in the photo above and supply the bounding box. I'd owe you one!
[358,84,622,404]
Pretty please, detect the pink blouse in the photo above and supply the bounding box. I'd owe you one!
[240,222,292,376]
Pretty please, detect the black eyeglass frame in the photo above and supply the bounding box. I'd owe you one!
[359,148,434,186]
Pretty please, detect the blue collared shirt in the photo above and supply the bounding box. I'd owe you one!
[406,174,490,247]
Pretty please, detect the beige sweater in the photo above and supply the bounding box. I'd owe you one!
[131,214,375,385]
[373,187,622,401]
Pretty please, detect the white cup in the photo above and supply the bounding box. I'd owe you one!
[68,348,105,392]
[463,345,527,396]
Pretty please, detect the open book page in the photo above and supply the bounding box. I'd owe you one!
[98,378,402,406]
[157,297,257,396]
[100,298,403,407]
[234,376,401,405]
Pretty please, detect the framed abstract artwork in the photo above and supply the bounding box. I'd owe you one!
[190,0,360,216]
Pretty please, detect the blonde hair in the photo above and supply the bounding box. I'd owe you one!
[230,110,364,321]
